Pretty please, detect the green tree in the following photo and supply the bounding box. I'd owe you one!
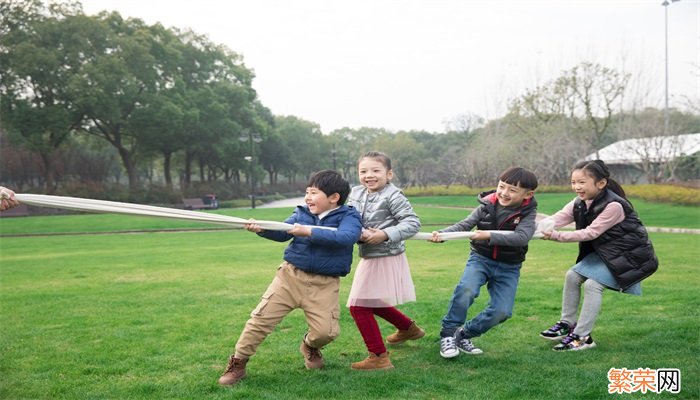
[275,116,323,182]
[172,30,258,187]
[0,2,90,193]
[74,13,182,191]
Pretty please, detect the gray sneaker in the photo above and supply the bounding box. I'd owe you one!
[455,328,483,355]
[439,336,459,359]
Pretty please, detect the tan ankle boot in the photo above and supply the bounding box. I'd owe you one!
[218,355,248,386]
[386,321,426,345]
[351,352,395,370]
[299,340,325,369]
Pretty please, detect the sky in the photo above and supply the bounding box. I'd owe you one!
[79,0,699,133]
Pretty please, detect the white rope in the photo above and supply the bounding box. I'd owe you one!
[13,193,553,240]
[15,194,298,231]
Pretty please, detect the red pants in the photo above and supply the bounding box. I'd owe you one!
[349,306,413,355]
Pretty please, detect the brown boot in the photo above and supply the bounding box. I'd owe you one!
[351,352,394,370]
[386,321,425,345]
[299,339,324,369]
[218,355,248,386]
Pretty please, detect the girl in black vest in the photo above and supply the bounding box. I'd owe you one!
[538,160,657,351]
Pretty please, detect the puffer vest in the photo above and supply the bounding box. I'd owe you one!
[471,190,537,263]
[573,189,658,290]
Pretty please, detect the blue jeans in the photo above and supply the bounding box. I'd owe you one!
[440,252,522,339]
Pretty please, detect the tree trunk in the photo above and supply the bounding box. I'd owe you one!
[163,152,172,188]
[198,157,205,182]
[183,151,193,189]
[116,146,138,190]
[39,152,56,194]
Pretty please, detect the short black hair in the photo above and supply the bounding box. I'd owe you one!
[307,169,351,205]
[498,167,538,191]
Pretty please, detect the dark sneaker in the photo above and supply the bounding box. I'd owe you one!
[299,339,325,369]
[540,321,575,341]
[553,333,596,351]
[439,335,459,359]
[218,355,248,386]
[455,328,483,355]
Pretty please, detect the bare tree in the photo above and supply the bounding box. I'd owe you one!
[554,62,630,158]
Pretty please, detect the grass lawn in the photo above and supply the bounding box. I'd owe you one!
[0,200,698,399]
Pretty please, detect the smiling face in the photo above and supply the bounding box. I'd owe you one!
[358,157,393,193]
[570,168,607,201]
[495,180,533,207]
[304,186,339,215]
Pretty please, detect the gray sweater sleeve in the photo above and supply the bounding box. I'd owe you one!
[382,191,421,243]
[440,207,482,233]
[489,211,537,246]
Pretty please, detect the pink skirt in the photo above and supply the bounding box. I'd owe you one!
[346,253,416,308]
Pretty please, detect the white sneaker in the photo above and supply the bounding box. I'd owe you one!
[440,336,459,358]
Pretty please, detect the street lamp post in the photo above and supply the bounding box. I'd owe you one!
[344,160,354,183]
[662,0,680,134]
[240,131,262,209]
[331,144,337,170]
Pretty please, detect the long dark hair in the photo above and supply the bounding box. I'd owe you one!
[358,151,392,170]
[573,160,628,201]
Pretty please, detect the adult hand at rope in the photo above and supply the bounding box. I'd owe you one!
[0,186,19,211]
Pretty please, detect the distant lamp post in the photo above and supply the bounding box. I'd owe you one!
[662,0,681,134]
[240,131,262,209]
[344,160,354,183]
[331,144,337,170]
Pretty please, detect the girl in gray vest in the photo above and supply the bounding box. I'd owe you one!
[539,160,658,351]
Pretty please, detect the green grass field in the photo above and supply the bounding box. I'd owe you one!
[1,198,698,399]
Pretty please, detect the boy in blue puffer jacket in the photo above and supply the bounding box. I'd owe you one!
[218,170,362,386]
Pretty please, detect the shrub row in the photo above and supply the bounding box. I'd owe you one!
[624,184,699,206]
[402,184,699,206]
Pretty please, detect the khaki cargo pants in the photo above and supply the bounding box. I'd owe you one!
[234,262,341,359]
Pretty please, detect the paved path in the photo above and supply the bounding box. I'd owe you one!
[259,197,305,208]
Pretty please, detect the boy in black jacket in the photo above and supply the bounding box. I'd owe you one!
[429,167,538,358]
